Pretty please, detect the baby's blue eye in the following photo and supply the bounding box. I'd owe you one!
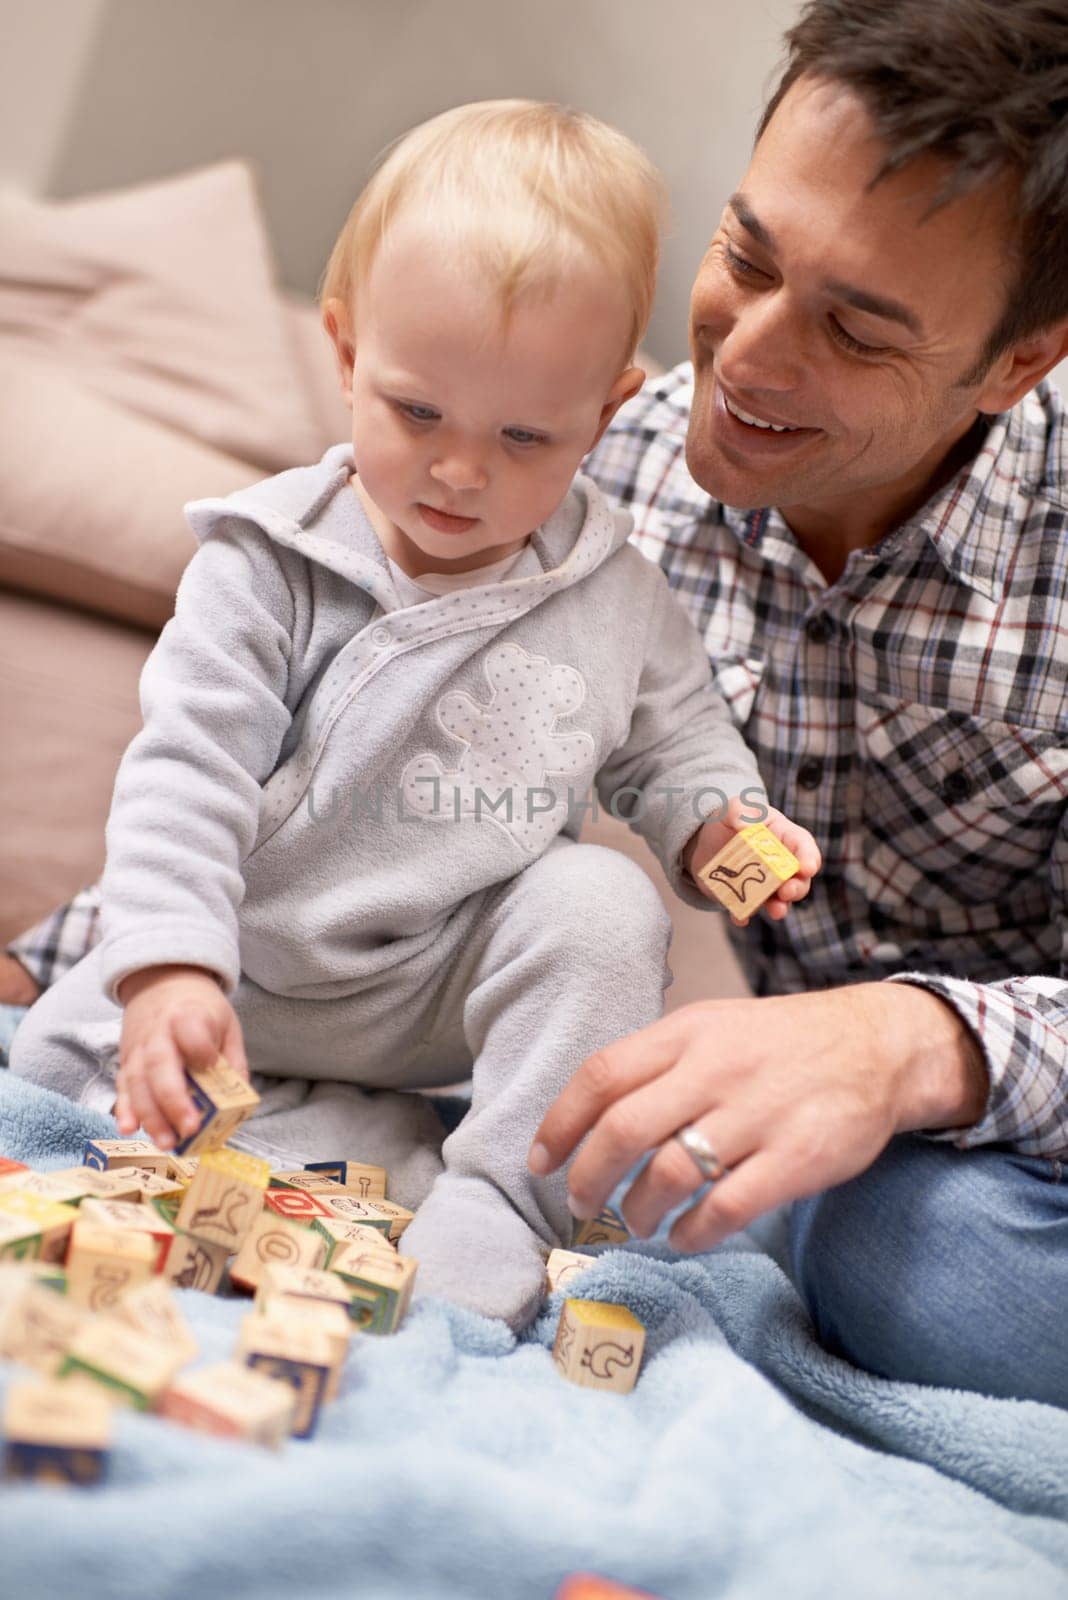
[398,402,439,423]
[505,427,546,446]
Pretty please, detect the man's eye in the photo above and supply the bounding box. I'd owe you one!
[723,243,763,278]
[829,318,884,355]
[397,402,439,423]
[504,427,546,446]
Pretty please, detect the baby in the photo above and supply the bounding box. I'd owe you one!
[9,100,819,1328]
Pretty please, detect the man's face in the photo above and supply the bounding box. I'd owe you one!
[687,75,1017,527]
[330,215,638,577]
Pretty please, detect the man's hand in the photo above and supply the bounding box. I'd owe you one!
[682,800,822,925]
[114,964,249,1150]
[528,983,989,1252]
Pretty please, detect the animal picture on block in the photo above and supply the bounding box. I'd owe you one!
[552,1299,646,1394]
[696,822,800,917]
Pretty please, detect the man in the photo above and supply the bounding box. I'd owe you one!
[5,0,1068,1404]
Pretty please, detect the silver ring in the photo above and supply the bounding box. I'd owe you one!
[673,1123,728,1183]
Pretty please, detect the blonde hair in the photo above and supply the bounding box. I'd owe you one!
[318,99,667,365]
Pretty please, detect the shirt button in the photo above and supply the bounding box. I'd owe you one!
[797,758,823,790]
[805,614,833,644]
[870,941,904,963]
[370,625,391,646]
[941,769,971,804]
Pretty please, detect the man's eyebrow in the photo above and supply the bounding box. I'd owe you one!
[727,192,926,338]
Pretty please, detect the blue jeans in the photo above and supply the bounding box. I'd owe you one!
[787,1132,1068,1408]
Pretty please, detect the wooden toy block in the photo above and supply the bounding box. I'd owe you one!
[552,1299,646,1394]
[571,1206,630,1248]
[22,1166,143,1203]
[158,1360,297,1447]
[546,1248,596,1294]
[66,1219,157,1311]
[0,1156,29,1179]
[554,1577,663,1599]
[255,1263,354,1317]
[262,1187,330,1222]
[82,1137,171,1174]
[302,1161,388,1198]
[255,1298,352,1400]
[0,1280,89,1375]
[171,1056,261,1156]
[175,1146,271,1251]
[328,1240,418,1334]
[0,1209,43,1262]
[3,1375,112,1486]
[236,1314,334,1438]
[125,1166,185,1201]
[316,1194,413,1242]
[0,1193,79,1263]
[112,1277,199,1365]
[696,821,800,917]
[229,1211,329,1292]
[162,1228,230,1295]
[77,1196,176,1273]
[59,1315,190,1408]
[166,1154,200,1185]
[312,1213,395,1260]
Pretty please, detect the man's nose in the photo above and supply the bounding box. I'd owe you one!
[429,453,488,493]
[719,290,808,393]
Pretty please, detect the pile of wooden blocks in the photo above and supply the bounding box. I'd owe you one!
[0,1055,650,1483]
[0,1056,420,1481]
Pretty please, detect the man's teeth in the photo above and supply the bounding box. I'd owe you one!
[724,394,800,432]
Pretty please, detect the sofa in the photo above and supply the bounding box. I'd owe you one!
[0,157,747,1012]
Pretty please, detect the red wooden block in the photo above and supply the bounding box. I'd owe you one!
[262,1190,329,1222]
[554,1578,663,1600]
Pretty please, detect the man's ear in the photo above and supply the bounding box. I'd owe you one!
[588,365,646,452]
[322,296,356,408]
[973,319,1068,413]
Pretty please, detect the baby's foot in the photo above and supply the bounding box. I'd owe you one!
[402,1172,555,1331]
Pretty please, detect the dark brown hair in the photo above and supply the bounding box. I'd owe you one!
[756,0,1068,382]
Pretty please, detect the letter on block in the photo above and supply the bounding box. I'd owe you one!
[546,1249,596,1294]
[237,1315,333,1438]
[552,1299,646,1394]
[328,1242,417,1334]
[571,1207,629,1248]
[0,1193,79,1263]
[312,1216,397,1266]
[162,1228,230,1295]
[172,1056,261,1156]
[3,1376,111,1486]
[82,1137,170,1174]
[159,1360,296,1447]
[66,1220,157,1312]
[77,1197,176,1273]
[695,822,800,917]
[229,1211,328,1292]
[263,1188,330,1222]
[176,1146,271,1251]
[59,1316,189,1409]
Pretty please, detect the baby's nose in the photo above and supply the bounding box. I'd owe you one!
[430,456,487,492]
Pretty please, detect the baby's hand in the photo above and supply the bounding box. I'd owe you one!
[682,798,822,926]
[114,964,249,1150]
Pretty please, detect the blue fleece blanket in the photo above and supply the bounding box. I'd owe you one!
[0,1071,1065,1600]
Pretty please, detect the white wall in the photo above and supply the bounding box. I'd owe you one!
[4,0,1066,393]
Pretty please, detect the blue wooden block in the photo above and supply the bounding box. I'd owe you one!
[304,1161,346,1184]
[170,1076,218,1156]
[82,1140,107,1172]
[4,1439,106,1485]
[245,1352,329,1439]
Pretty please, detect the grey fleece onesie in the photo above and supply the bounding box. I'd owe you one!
[10,444,766,1311]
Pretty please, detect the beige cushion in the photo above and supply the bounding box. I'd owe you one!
[0,161,323,473]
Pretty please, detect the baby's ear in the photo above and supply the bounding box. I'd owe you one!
[322,297,356,406]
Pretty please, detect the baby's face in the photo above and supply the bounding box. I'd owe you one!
[335,215,641,576]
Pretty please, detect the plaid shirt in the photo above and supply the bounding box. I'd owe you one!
[585,362,1068,1160]
[9,364,1068,1157]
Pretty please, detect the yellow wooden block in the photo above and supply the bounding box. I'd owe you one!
[552,1299,646,1394]
[696,822,800,917]
[229,1210,328,1291]
[175,1146,270,1251]
[0,1281,88,1375]
[66,1219,157,1312]
[159,1359,296,1447]
[112,1277,199,1366]
[3,1375,112,1485]
[59,1316,190,1408]
[174,1057,261,1156]
[161,1229,230,1294]
[0,1193,79,1263]
[83,1137,171,1174]
[546,1248,596,1294]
